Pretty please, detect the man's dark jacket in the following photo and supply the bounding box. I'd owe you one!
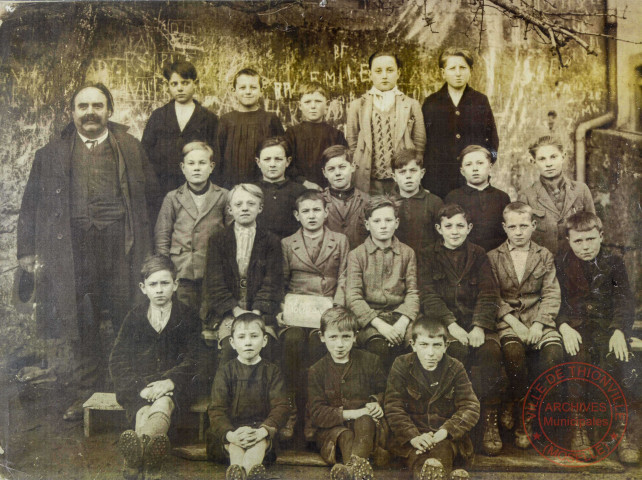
[17,121,159,339]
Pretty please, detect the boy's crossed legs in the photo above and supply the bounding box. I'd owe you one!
[120,396,174,480]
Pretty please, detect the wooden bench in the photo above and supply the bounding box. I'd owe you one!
[82,392,210,440]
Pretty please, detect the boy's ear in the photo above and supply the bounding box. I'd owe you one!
[435,223,442,235]
[286,156,292,166]
[419,168,426,179]
[138,281,146,295]
[293,209,301,223]
[468,223,474,231]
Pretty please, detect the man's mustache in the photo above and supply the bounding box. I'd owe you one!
[81,114,102,124]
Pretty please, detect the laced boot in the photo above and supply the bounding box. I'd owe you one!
[330,463,352,480]
[225,464,246,480]
[349,454,374,480]
[568,413,595,462]
[417,458,446,480]
[480,405,503,456]
[617,426,640,465]
[450,469,470,480]
[514,399,532,449]
[500,401,515,431]
[141,433,170,480]
[247,463,267,480]
[118,430,143,480]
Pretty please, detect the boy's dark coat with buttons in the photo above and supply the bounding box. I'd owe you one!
[308,349,386,463]
[109,299,201,421]
[418,241,500,330]
[384,352,480,458]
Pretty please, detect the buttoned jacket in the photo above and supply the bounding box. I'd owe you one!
[518,177,595,255]
[346,93,426,192]
[155,182,229,280]
[487,241,560,330]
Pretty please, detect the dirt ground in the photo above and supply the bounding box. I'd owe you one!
[0,376,640,480]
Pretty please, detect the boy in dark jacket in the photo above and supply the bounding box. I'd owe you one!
[110,254,201,480]
[556,212,639,464]
[254,136,307,239]
[392,148,444,256]
[207,313,291,480]
[308,307,386,480]
[202,183,284,367]
[418,204,503,456]
[444,145,510,252]
[385,318,479,480]
[142,60,220,197]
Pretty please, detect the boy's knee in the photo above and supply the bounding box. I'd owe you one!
[150,395,175,415]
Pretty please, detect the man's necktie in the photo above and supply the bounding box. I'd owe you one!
[85,140,97,151]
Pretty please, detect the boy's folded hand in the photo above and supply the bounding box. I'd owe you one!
[372,318,403,346]
[145,379,175,402]
[365,401,384,419]
[468,326,485,348]
[448,323,469,346]
[559,323,582,356]
[527,322,544,345]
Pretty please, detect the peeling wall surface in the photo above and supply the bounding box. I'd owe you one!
[1,0,639,367]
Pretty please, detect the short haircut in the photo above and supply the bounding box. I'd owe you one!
[437,203,471,224]
[298,82,328,100]
[392,148,423,170]
[295,189,326,211]
[458,145,493,165]
[528,135,564,159]
[411,316,447,342]
[321,145,351,167]
[70,82,114,114]
[255,136,290,158]
[231,312,266,337]
[140,254,176,281]
[233,67,262,89]
[368,50,402,69]
[320,306,358,334]
[228,183,264,205]
[502,201,533,222]
[182,141,214,161]
[365,195,399,220]
[162,60,197,81]
[565,211,603,236]
[438,47,474,69]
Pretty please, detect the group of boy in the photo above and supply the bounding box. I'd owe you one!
[38,52,637,480]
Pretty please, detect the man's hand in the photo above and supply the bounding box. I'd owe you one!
[504,313,529,343]
[448,323,469,346]
[609,329,629,362]
[372,318,403,346]
[559,323,582,356]
[527,322,544,346]
[365,401,384,419]
[19,255,36,273]
[468,326,485,348]
[276,312,286,328]
[143,379,175,402]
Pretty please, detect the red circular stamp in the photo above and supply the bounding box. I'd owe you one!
[523,362,628,466]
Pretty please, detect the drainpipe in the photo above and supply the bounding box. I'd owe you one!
[574,0,618,183]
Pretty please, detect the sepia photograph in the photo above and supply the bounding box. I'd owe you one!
[0,1,640,479]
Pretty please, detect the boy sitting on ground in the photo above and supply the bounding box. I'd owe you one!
[385,318,479,480]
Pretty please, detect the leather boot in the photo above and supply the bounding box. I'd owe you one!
[568,413,595,461]
[480,405,503,456]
